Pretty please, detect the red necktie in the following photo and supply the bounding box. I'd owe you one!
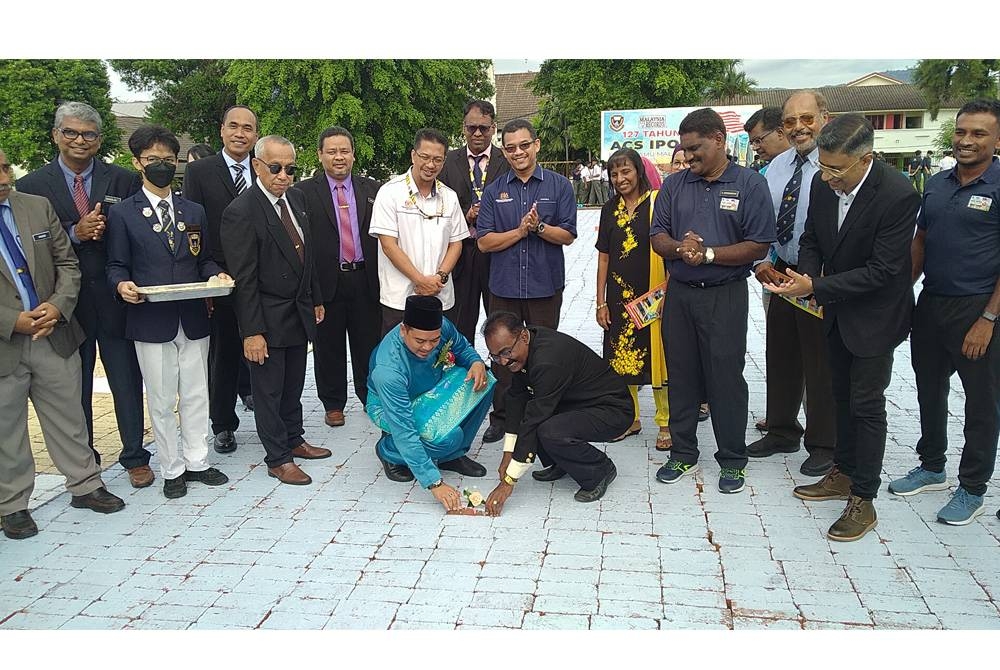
[337,185,357,262]
[73,175,90,219]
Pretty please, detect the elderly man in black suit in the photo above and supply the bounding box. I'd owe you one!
[221,135,329,486]
[183,105,259,455]
[766,114,920,542]
[294,126,381,429]
[16,101,149,487]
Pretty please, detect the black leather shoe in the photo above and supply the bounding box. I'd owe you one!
[996,508,1000,520]
[574,462,617,503]
[242,394,255,411]
[438,456,487,477]
[70,487,125,514]
[532,465,567,482]
[747,434,800,458]
[1,510,38,540]
[213,430,237,454]
[185,467,230,486]
[376,444,414,482]
[800,449,834,477]
[163,476,187,499]
[698,404,711,422]
[482,424,504,444]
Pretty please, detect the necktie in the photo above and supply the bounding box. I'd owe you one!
[471,154,485,204]
[73,174,90,219]
[157,199,175,252]
[277,199,304,263]
[336,184,357,263]
[232,163,247,195]
[775,154,806,246]
[0,204,40,309]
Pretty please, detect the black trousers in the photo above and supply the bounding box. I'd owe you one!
[487,292,563,428]
[381,304,459,338]
[763,270,836,452]
[208,296,246,435]
[827,322,893,500]
[314,271,380,411]
[911,292,1000,496]
[536,403,631,489]
[75,279,147,469]
[249,343,307,468]
[663,280,749,469]
[453,239,492,346]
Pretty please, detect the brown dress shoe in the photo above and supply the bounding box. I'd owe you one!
[325,410,346,427]
[291,442,332,460]
[793,466,852,501]
[267,462,312,485]
[127,465,155,489]
[827,495,878,542]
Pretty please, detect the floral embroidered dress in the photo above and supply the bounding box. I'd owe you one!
[595,190,667,387]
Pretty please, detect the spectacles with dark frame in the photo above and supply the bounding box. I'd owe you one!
[255,159,299,176]
[503,140,537,154]
[749,129,777,148]
[465,124,493,136]
[138,155,178,167]
[817,153,871,179]
[487,329,523,364]
[414,151,445,166]
[56,127,101,142]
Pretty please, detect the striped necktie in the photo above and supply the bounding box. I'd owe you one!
[775,154,807,246]
[232,163,247,195]
[73,174,90,219]
[0,203,40,309]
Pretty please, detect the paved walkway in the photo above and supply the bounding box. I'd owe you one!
[2,209,998,630]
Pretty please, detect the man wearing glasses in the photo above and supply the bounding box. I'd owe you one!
[16,102,149,488]
[766,114,919,541]
[744,107,789,175]
[749,91,837,478]
[221,135,329,486]
[477,119,577,451]
[371,128,468,335]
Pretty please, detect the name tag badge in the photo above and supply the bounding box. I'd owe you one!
[103,195,122,204]
[721,190,740,198]
[720,197,740,212]
[968,195,993,212]
[32,231,52,241]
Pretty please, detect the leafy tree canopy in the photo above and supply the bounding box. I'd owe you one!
[914,59,1000,120]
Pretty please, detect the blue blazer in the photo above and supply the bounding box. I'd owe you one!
[106,192,222,343]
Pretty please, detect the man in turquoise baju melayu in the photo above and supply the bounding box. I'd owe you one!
[368,295,492,511]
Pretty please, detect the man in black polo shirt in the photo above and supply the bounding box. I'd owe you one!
[889,99,1000,526]
[650,108,776,494]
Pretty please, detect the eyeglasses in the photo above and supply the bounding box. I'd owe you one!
[465,124,493,136]
[138,156,178,167]
[487,330,522,363]
[56,127,100,142]
[817,153,870,179]
[782,114,820,130]
[413,151,445,166]
[255,159,298,176]
[749,129,776,148]
[503,140,536,154]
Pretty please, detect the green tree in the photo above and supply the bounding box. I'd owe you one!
[109,59,237,144]
[223,59,493,178]
[935,119,956,153]
[0,59,120,169]
[914,59,1000,120]
[704,62,758,105]
[529,59,743,153]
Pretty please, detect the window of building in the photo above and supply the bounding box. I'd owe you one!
[905,115,923,129]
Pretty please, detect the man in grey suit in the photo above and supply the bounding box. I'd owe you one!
[0,148,125,541]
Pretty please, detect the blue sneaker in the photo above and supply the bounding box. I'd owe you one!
[936,487,985,526]
[656,459,699,484]
[718,468,746,494]
[887,466,948,496]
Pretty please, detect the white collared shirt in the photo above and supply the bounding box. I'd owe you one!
[256,183,304,241]
[764,146,820,265]
[142,187,174,225]
[221,150,252,188]
[835,160,874,230]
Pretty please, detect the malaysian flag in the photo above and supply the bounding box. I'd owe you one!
[718,110,746,135]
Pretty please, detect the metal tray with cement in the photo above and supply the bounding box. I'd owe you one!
[137,280,234,303]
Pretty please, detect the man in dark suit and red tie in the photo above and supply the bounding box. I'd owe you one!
[16,101,149,488]
[766,114,920,542]
[183,105,259,455]
[221,135,329,486]
[294,126,381,429]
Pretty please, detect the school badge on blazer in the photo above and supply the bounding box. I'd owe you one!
[186,224,202,256]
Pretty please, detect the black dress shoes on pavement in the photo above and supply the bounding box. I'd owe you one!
[574,462,617,503]
[163,476,187,499]
[800,449,834,477]
[438,456,487,477]
[242,394,255,411]
[213,430,237,454]
[376,444,414,482]
[532,465,567,482]
[482,425,504,444]
[1,510,38,540]
[70,487,125,514]
[747,434,800,458]
[185,468,230,486]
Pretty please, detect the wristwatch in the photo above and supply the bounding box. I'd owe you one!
[502,474,517,486]
[436,271,449,284]
[703,247,716,264]
[534,222,546,234]
[428,480,444,489]
[982,310,998,324]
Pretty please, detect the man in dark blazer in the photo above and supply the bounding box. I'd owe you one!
[183,105,259,454]
[766,114,920,542]
[1,148,125,540]
[221,135,329,486]
[438,101,510,346]
[294,126,381,428]
[16,101,148,486]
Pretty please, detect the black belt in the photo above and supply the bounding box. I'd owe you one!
[681,278,740,289]
[339,261,365,272]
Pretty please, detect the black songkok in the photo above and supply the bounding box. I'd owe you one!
[403,295,443,330]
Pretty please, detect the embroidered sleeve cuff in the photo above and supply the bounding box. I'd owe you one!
[505,460,531,480]
[503,433,517,453]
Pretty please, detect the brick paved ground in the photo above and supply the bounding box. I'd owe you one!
[2,208,998,630]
